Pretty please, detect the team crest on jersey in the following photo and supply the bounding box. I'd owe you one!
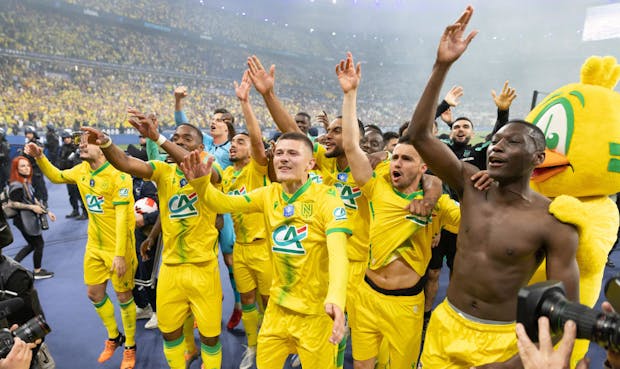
[85,194,105,214]
[168,192,198,219]
[334,182,362,210]
[272,224,308,255]
[228,186,247,196]
[301,203,313,218]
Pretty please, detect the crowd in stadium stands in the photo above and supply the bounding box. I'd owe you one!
[0,0,500,137]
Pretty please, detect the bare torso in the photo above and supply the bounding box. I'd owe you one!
[447,179,552,321]
[366,257,421,290]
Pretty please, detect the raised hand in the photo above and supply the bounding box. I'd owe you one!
[179,150,214,181]
[234,70,252,102]
[127,107,159,141]
[80,127,109,146]
[491,81,517,111]
[247,55,275,95]
[436,6,478,66]
[24,143,43,158]
[316,110,329,130]
[335,52,362,94]
[440,108,453,124]
[325,303,345,345]
[174,86,188,101]
[445,85,464,107]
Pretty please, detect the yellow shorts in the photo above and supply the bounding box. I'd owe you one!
[350,279,424,367]
[257,303,337,369]
[157,260,223,337]
[419,299,518,369]
[345,260,367,336]
[83,247,137,292]
[233,239,272,296]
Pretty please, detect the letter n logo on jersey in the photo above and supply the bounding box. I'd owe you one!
[335,183,361,210]
[168,192,198,219]
[272,224,308,255]
[85,194,104,214]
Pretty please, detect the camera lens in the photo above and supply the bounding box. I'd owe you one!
[12,315,51,343]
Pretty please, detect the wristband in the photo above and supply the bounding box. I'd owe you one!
[100,137,112,149]
[155,134,167,146]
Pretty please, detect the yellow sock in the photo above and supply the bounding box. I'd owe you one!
[241,303,259,347]
[93,294,119,339]
[201,341,222,369]
[376,338,390,369]
[163,336,186,369]
[183,314,196,354]
[119,298,136,347]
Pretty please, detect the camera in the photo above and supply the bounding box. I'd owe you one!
[0,314,51,358]
[517,279,620,351]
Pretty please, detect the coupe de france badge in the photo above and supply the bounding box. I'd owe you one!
[283,205,294,218]
[337,172,348,182]
[90,179,95,187]
[180,178,188,188]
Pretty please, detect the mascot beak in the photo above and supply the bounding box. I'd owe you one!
[531,149,570,183]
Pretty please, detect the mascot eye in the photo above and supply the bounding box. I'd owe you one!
[532,99,574,155]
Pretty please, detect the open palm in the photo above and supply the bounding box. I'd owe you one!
[336,52,361,94]
[437,6,478,65]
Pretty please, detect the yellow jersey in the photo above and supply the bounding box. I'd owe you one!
[147,160,219,265]
[361,173,460,276]
[192,176,351,315]
[313,143,370,262]
[220,158,269,244]
[36,157,134,256]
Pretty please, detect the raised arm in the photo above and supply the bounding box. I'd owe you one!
[81,127,153,179]
[235,70,267,166]
[407,6,478,195]
[25,143,70,184]
[336,52,373,187]
[247,55,300,134]
[490,80,517,136]
[174,86,189,125]
[181,151,262,214]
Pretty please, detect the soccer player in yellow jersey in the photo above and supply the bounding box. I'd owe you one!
[24,139,138,369]
[246,54,442,368]
[336,52,461,369]
[180,132,350,369]
[226,71,272,368]
[82,112,224,369]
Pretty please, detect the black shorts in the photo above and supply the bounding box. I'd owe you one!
[428,228,457,270]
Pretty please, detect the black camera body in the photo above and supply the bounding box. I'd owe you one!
[0,315,51,358]
[518,279,620,351]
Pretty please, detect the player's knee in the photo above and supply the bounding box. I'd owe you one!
[353,358,375,369]
[199,335,219,347]
[86,286,105,303]
[116,290,133,303]
[240,291,256,305]
[161,327,183,342]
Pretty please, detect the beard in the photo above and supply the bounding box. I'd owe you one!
[324,146,344,158]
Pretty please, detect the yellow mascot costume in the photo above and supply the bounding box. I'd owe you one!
[527,55,620,367]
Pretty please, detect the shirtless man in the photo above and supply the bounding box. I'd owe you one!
[407,6,579,368]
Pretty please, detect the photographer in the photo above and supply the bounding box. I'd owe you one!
[58,130,86,219]
[7,157,55,279]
